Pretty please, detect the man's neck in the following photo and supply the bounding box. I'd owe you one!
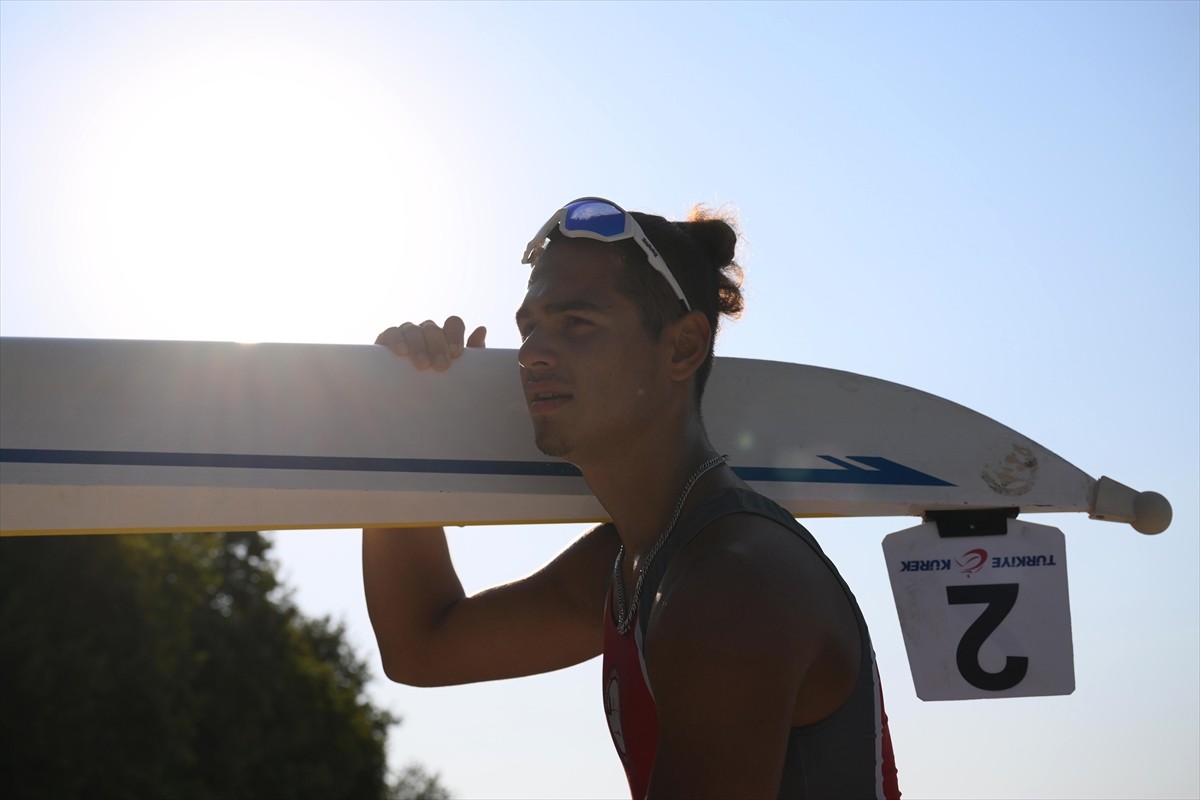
[578,415,730,563]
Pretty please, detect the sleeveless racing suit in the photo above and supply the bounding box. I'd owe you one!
[601,487,900,799]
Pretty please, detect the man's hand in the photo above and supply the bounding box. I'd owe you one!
[375,316,487,371]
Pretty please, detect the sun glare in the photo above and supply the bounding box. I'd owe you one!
[58,32,454,343]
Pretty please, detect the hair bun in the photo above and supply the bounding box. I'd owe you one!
[679,205,744,318]
[681,206,738,268]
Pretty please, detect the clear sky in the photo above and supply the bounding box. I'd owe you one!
[2,1,1197,797]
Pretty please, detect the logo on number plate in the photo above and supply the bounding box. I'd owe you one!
[956,548,988,577]
[898,548,988,574]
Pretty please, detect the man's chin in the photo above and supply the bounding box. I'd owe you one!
[535,436,571,460]
[533,424,577,459]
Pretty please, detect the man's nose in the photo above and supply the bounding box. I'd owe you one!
[518,329,557,371]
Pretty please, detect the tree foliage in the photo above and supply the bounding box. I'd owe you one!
[0,532,448,800]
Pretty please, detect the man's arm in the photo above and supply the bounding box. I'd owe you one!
[363,522,618,686]
[363,316,619,687]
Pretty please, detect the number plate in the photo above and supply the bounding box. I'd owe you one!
[882,519,1075,700]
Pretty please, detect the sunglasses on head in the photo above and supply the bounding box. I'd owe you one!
[522,197,691,312]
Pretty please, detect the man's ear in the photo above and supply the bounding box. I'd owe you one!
[665,311,712,383]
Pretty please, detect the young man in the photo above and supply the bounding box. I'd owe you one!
[364,198,899,799]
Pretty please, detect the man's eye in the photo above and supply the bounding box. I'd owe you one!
[565,316,591,328]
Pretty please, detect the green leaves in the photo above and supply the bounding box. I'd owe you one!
[0,532,445,800]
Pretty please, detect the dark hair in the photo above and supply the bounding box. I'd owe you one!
[615,206,744,404]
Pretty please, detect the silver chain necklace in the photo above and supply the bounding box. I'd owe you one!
[611,453,728,636]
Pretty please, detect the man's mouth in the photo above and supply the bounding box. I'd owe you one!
[528,390,572,414]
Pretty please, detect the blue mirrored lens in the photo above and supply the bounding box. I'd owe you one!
[562,201,627,238]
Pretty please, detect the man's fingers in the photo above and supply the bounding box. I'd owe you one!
[375,318,479,370]
[466,326,488,349]
[375,326,410,356]
[414,320,451,370]
[443,316,467,357]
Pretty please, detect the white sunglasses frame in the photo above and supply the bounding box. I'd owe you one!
[522,197,692,312]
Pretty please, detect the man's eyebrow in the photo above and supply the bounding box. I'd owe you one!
[515,299,611,323]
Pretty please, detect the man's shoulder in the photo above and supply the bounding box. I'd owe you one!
[673,495,823,583]
[690,486,820,549]
[645,496,856,647]
[638,513,830,701]
[651,514,820,620]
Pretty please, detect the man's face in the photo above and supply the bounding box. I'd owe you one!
[515,239,673,465]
